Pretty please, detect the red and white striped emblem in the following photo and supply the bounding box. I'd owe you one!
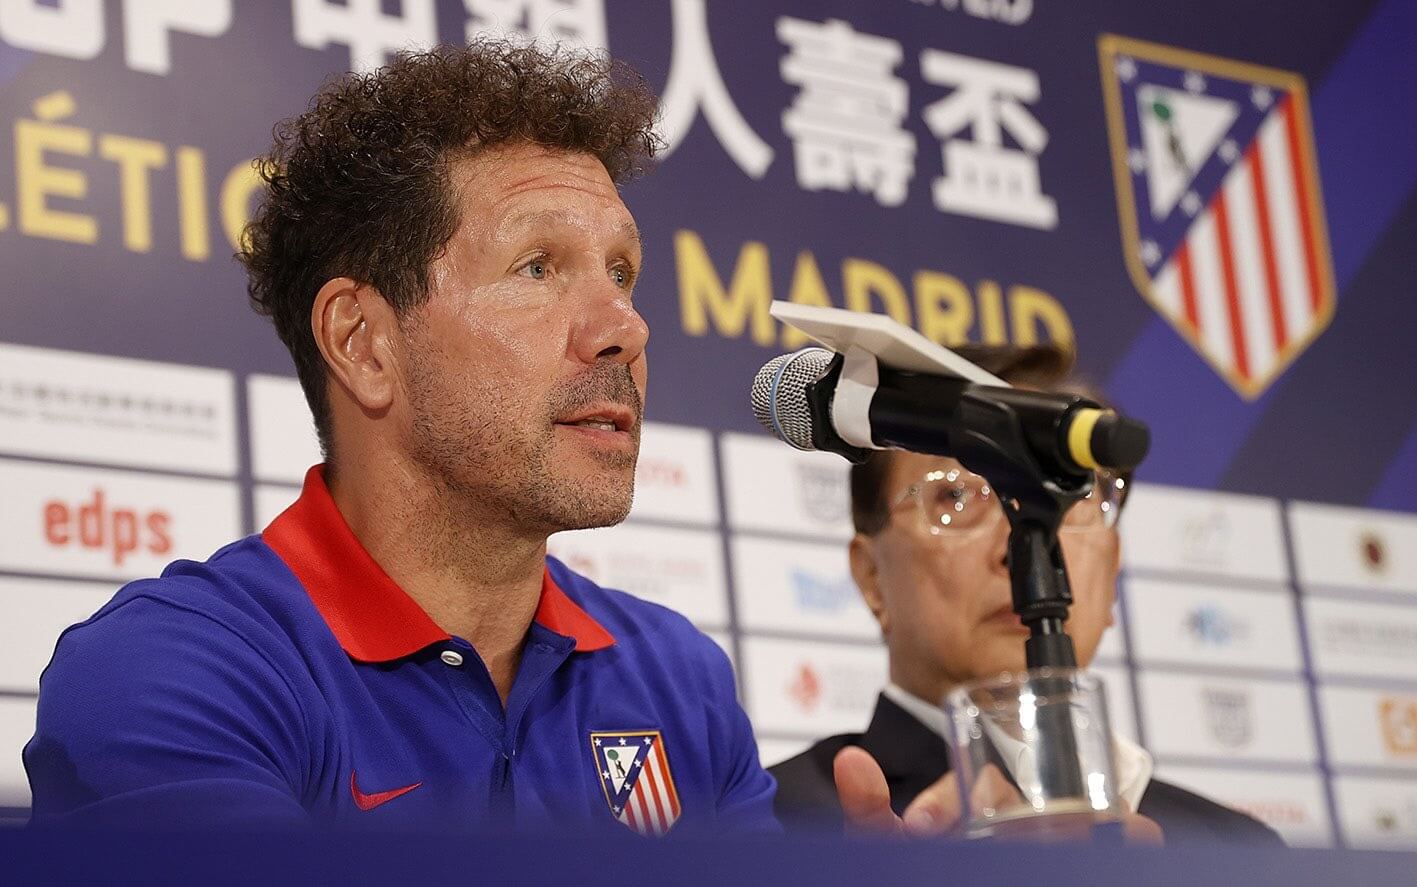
[590,730,682,836]
[1100,35,1336,398]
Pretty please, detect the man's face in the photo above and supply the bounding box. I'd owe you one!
[853,451,1120,698]
[395,142,648,534]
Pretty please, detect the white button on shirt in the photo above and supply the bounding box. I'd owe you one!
[882,682,1153,814]
[440,650,464,667]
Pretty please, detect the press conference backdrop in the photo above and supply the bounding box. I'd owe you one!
[1,0,1416,848]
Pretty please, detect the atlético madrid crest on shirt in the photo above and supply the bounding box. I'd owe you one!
[1098,35,1336,398]
[590,730,681,836]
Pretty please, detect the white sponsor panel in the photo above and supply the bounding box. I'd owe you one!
[1290,501,1417,594]
[0,577,115,693]
[741,636,886,735]
[247,375,321,485]
[0,696,36,807]
[0,342,237,476]
[1155,764,1333,847]
[0,458,240,581]
[1334,774,1417,849]
[629,423,718,525]
[1137,672,1316,764]
[731,535,878,640]
[253,484,301,532]
[758,736,814,769]
[720,434,852,540]
[1306,597,1417,681]
[1126,576,1302,672]
[1318,686,1417,773]
[1089,663,1138,745]
[548,523,728,629]
[1121,484,1287,583]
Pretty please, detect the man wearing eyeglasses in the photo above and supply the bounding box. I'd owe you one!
[769,344,1281,845]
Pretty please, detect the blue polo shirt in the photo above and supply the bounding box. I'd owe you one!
[24,467,777,835]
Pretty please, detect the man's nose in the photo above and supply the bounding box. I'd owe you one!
[989,504,1012,573]
[572,277,649,365]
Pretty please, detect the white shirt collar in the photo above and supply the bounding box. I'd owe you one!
[883,682,952,739]
[883,681,1153,813]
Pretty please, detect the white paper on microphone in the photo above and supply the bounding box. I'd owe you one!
[769,301,1012,451]
[768,302,1009,386]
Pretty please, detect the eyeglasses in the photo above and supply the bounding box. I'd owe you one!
[888,464,1126,536]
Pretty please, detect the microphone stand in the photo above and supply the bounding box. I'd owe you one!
[995,479,1088,801]
[806,358,1093,798]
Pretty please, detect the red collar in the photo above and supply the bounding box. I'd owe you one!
[263,465,615,662]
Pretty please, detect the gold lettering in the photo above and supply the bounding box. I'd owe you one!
[175,146,210,261]
[1009,285,1075,351]
[913,271,973,346]
[781,250,834,349]
[675,230,774,345]
[666,232,1076,354]
[977,279,1008,345]
[842,258,910,325]
[219,160,262,251]
[15,91,97,244]
[98,134,167,253]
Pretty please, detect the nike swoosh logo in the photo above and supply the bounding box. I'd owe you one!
[350,771,422,811]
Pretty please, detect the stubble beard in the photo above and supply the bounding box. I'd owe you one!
[404,355,642,538]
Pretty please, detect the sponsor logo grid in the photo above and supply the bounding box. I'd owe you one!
[0,352,1416,847]
[0,345,251,809]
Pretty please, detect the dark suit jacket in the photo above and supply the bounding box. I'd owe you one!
[769,693,1284,846]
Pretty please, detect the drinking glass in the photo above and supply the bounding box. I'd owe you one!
[944,668,1123,839]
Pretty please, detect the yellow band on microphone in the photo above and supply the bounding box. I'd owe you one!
[1067,408,1104,471]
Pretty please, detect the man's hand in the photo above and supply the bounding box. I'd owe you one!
[832,746,1164,844]
[832,746,1016,836]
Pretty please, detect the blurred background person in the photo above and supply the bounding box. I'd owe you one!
[769,344,1281,846]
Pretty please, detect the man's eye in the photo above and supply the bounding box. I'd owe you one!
[519,260,548,280]
[610,266,631,288]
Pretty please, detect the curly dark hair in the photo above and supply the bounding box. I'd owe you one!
[239,42,661,457]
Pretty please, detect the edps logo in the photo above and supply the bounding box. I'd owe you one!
[0,458,240,579]
[42,488,172,567]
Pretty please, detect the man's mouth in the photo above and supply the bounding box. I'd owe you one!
[565,418,618,432]
[554,402,638,435]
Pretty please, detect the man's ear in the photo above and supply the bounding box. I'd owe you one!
[849,533,891,636]
[311,277,401,413]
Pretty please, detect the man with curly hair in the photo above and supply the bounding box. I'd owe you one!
[25,38,1027,838]
[24,43,777,835]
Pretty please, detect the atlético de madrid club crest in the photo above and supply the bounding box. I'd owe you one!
[1099,35,1336,398]
[590,730,681,836]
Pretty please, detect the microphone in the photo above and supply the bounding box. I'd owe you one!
[753,308,1151,794]
[752,347,1150,479]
